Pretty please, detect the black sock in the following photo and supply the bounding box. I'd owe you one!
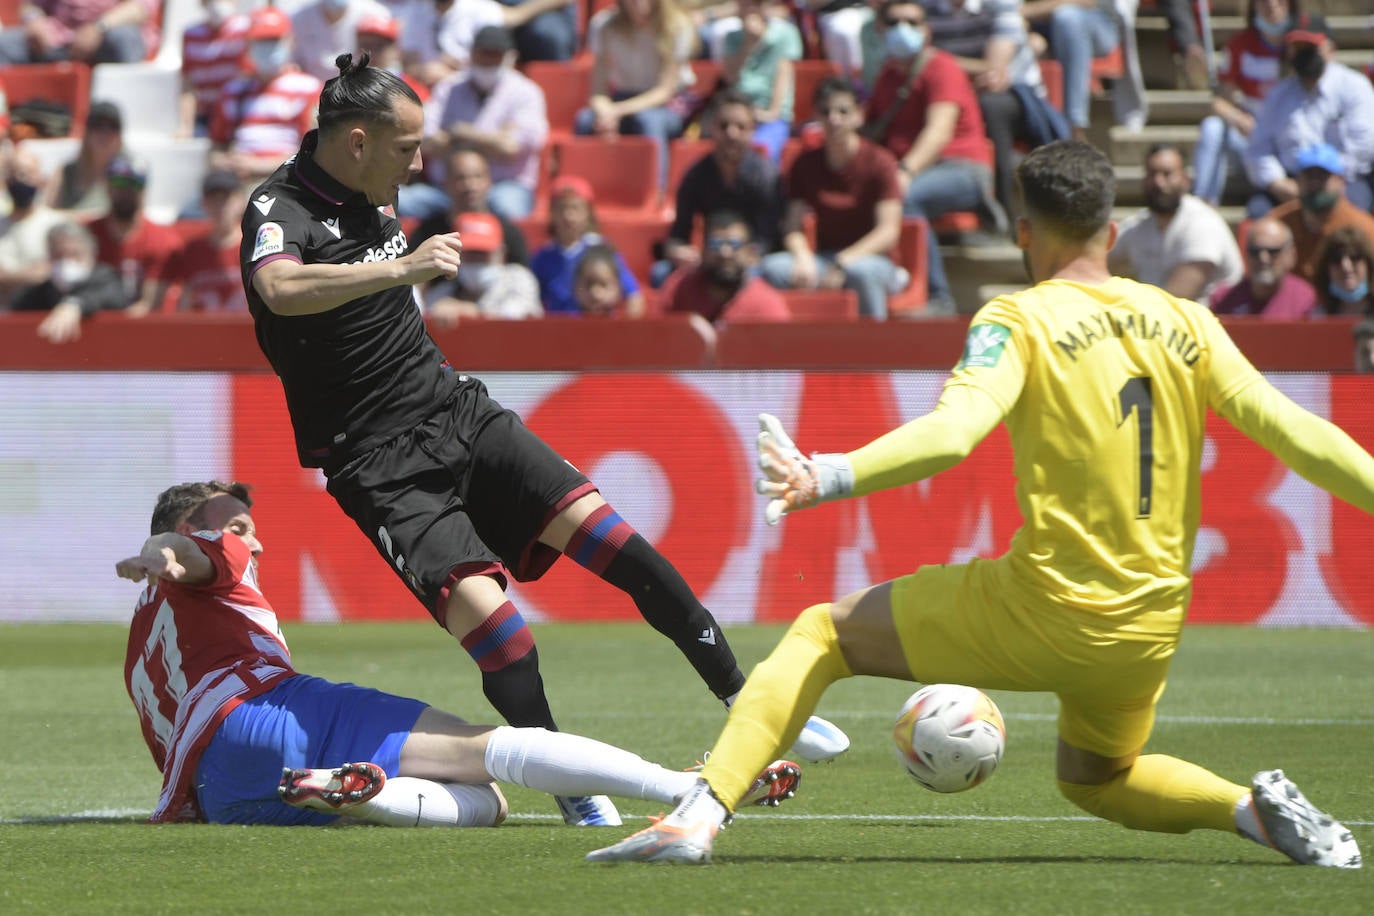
[479,647,557,730]
[602,534,747,702]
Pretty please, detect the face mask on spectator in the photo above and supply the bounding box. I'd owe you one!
[52,259,92,291]
[7,178,39,209]
[469,65,504,92]
[206,0,236,25]
[884,23,925,60]
[250,41,291,76]
[461,262,498,290]
[1291,47,1325,81]
[1254,16,1290,40]
[1301,188,1340,213]
[1330,280,1369,303]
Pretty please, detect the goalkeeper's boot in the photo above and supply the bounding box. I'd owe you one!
[1250,769,1362,868]
[556,794,622,827]
[278,762,386,812]
[587,780,725,864]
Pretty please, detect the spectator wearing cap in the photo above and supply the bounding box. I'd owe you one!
[50,100,125,214]
[87,153,184,316]
[399,0,579,90]
[412,147,529,265]
[290,0,392,83]
[172,170,248,312]
[0,0,158,66]
[0,145,67,307]
[403,26,547,221]
[1270,143,1374,287]
[1208,216,1317,320]
[355,12,428,102]
[1243,17,1374,217]
[423,211,542,323]
[210,7,323,183]
[530,175,646,316]
[10,221,129,343]
[178,0,251,138]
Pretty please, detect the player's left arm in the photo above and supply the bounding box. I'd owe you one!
[115,534,214,585]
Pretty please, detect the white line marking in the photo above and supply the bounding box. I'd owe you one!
[6,810,1371,827]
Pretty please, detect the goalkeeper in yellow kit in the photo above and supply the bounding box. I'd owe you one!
[588,141,1366,867]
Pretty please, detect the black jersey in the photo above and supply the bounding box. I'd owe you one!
[241,131,457,469]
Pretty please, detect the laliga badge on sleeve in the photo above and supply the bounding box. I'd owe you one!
[252,222,284,261]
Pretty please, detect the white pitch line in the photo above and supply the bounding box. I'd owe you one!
[6,811,1371,827]
[822,711,1374,727]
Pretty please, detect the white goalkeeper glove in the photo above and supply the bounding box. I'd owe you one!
[755,413,855,525]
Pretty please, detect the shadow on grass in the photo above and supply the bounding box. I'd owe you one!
[716,853,1286,867]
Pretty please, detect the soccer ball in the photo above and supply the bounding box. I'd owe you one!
[892,684,1006,793]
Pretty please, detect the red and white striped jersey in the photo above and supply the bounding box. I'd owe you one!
[181,15,252,120]
[124,531,296,823]
[211,67,323,159]
[1218,29,1282,110]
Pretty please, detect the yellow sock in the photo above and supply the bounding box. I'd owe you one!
[701,604,853,810]
[1058,754,1249,834]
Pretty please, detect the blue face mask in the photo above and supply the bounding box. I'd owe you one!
[1329,279,1370,303]
[884,22,925,60]
[1254,16,1290,40]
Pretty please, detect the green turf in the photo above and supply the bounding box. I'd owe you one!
[2,623,1370,914]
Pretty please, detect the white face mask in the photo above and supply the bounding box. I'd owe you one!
[206,0,236,25]
[461,262,499,290]
[468,65,503,92]
[250,41,291,76]
[52,258,93,291]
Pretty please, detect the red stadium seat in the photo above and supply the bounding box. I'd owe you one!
[1089,45,1124,94]
[781,289,859,320]
[791,60,842,129]
[664,138,714,217]
[690,59,723,99]
[1038,58,1064,114]
[552,135,661,218]
[0,62,91,139]
[888,217,930,317]
[524,59,592,141]
[593,213,672,287]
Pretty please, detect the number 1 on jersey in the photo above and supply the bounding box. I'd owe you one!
[1117,376,1154,518]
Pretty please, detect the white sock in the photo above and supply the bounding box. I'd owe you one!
[350,777,503,827]
[483,726,697,803]
[1233,793,1271,848]
[662,779,729,829]
[724,692,739,708]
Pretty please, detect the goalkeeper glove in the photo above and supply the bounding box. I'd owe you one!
[755,412,854,525]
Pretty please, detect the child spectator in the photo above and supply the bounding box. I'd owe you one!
[531,176,646,316]
[572,244,630,316]
[577,0,698,187]
[720,0,802,163]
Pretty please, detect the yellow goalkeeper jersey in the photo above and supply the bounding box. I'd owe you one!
[848,276,1374,626]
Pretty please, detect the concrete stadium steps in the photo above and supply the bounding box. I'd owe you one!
[1108,124,1208,169]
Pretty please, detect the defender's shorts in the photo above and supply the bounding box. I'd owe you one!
[194,674,427,825]
[889,557,1182,759]
[326,376,595,623]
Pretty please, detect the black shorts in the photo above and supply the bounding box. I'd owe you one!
[325,376,594,623]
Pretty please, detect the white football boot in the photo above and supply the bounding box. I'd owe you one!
[1250,769,1362,869]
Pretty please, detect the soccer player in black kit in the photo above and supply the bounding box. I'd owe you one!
[239,54,846,826]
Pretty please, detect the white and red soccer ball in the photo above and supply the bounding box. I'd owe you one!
[892,684,1006,793]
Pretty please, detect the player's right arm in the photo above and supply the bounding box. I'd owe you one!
[115,534,214,585]
[1207,312,1374,514]
[252,233,465,316]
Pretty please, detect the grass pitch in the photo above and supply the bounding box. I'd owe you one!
[2,623,1370,915]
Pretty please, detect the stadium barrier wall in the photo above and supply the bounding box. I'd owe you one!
[2,314,1371,628]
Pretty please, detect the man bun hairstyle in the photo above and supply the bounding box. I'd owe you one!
[1015,140,1116,242]
[150,481,253,535]
[318,52,420,135]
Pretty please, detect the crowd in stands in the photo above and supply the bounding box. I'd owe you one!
[0,0,1372,366]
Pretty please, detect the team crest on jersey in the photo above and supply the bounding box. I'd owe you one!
[252,222,284,260]
[957,323,1011,369]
